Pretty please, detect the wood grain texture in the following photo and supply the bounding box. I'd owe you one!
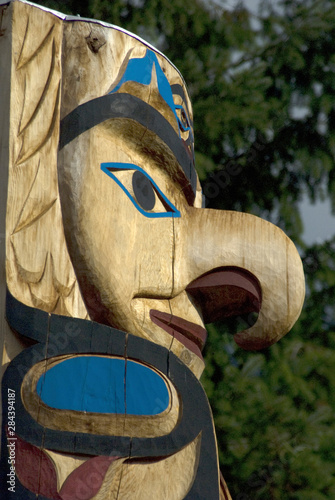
[44,450,89,493]
[5,0,88,319]
[88,434,201,500]
[59,22,193,121]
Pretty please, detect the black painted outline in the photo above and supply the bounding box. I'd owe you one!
[59,93,197,197]
[1,291,220,498]
[171,84,194,128]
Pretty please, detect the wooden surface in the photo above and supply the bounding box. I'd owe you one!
[5,0,88,319]
[0,1,12,450]
[0,1,305,499]
[21,354,180,438]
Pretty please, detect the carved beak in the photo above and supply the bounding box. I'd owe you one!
[175,208,305,350]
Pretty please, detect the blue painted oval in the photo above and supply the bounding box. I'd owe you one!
[36,357,169,416]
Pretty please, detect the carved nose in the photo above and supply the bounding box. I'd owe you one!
[186,267,262,324]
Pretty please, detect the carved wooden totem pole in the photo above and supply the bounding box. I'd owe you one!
[0,1,305,498]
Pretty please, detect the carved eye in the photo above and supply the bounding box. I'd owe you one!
[132,170,156,211]
[175,104,190,132]
[100,162,181,218]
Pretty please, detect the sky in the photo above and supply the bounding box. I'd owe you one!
[300,196,334,246]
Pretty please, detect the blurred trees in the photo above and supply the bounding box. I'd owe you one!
[34,0,335,497]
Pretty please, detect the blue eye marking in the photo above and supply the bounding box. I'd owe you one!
[109,49,191,139]
[175,104,191,132]
[101,162,181,218]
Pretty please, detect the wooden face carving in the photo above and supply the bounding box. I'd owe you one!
[58,39,305,380]
[0,3,305,499]
[58,45,208,377]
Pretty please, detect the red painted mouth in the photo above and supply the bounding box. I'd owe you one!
[150,310,207,360]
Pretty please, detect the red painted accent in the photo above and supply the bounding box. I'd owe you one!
[186,267,262,324]
[12,433,61,499]
[8,431,119,500]
[150,310,207,359]
[60,455,119,500]
[220,470,232,500]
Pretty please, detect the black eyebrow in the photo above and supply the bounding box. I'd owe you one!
[59,93,197,198]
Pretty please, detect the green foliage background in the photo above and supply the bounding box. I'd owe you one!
[34,0,335,497]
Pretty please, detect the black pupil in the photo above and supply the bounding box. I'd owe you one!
[132,171,156,211]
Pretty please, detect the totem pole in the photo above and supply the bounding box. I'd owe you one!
[0,1,305,498]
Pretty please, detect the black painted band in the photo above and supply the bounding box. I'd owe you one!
[59,93,197,196]
[1,290,220,498]
[171,83,193,127]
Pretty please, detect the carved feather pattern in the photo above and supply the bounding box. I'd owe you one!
[17,21,55,70]
[6,2,88,319]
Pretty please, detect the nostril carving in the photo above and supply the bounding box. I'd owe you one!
[186,266,262,325]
